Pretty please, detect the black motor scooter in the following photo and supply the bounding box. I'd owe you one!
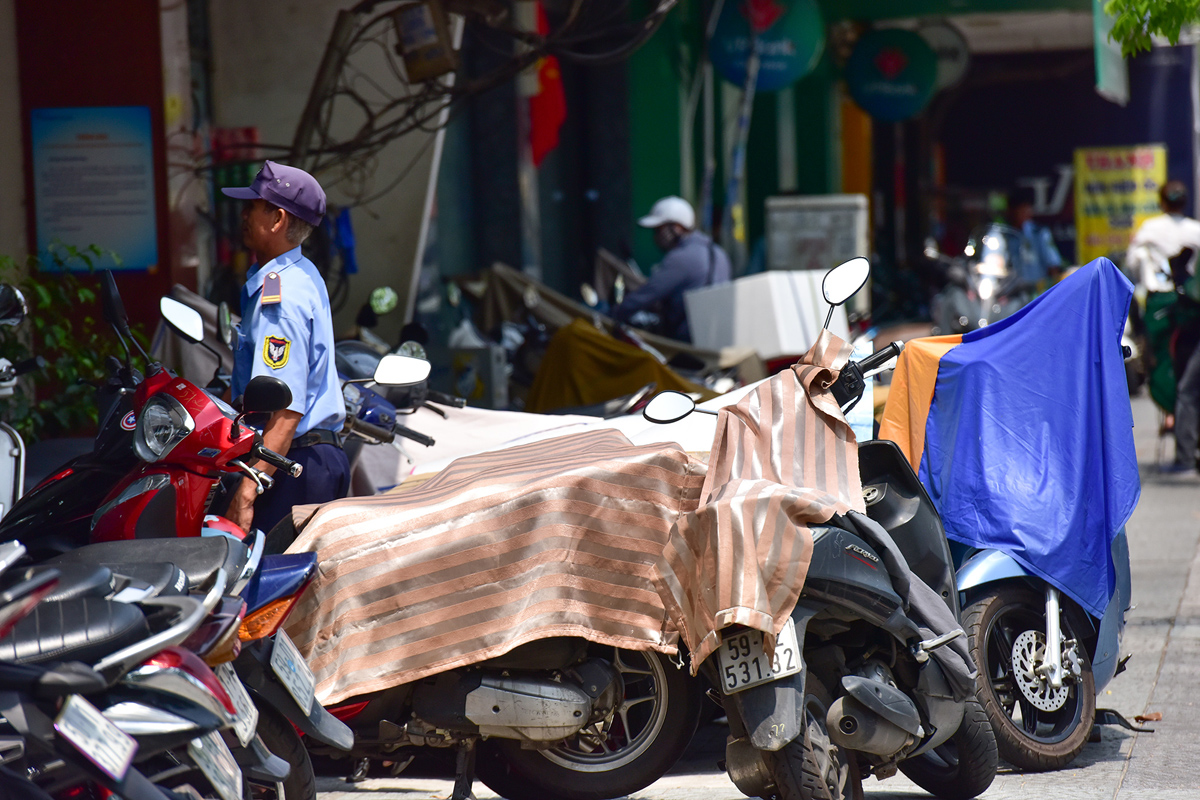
[642,257,997,800]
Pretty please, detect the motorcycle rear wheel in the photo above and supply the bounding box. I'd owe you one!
[474,647,702,800]
[898,698,998,799]
[964,585,1096,772]
[761,672,858,800]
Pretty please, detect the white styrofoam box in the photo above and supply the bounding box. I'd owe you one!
[684,271,851,360]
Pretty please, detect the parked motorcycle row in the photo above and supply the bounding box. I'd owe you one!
[0,253,1137,800]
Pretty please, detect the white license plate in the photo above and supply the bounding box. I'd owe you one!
[717,617,803,694]
[271,630,315,714]
[216,663,259,747]
[55,694,138,781]
[188,731,243,800]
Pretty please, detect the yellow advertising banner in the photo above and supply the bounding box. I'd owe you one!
[1074,145,1166,264]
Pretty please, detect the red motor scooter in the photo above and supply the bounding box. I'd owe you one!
[88,277,431,546]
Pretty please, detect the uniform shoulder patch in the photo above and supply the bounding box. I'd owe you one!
[263,335,291,369]
[262,271,282,305]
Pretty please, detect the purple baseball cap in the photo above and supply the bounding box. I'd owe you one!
[221,160,326,226]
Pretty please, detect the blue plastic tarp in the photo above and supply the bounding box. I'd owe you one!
[918,258,1141,619]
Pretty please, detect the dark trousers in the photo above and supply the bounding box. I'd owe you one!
[252,442,350,536]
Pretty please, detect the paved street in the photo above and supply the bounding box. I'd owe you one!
[316,393,1196,800]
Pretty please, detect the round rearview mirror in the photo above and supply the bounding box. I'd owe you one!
[243,375,292,414]
[822,257,871,307]
[642,391,696,425]
[374,354,432,387]
[160,297,205,344]
[217,301,234,348]
[0,285,28,327]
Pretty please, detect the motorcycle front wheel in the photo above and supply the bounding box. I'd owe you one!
[474,647,702,800]
[964,585,1096,771]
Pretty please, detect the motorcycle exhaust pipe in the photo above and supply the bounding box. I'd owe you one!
[826,695,914,756]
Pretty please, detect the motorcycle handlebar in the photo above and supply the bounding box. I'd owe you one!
[426,389,466,409]
[346,415,395,444]
[253,444,303,478]
[394,423,435,447]
[0,356,45,382]
[854,342,903,375]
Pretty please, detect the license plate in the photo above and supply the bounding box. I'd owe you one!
[188,731,243,800]
[54,694,138,781]
[271,630,315,714]
[717,617,803,694]
[216,663,259,747]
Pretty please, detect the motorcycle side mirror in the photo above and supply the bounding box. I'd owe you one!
[217,301,234,348]
[101,271,133,338]
[0,285,27,327]
[821,257,870,329]
[642,391,718,424]
[160,297,205,345]
[242,375,292,415]
[373,354,431,387]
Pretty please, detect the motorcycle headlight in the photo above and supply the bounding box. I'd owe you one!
[134,394,195,462]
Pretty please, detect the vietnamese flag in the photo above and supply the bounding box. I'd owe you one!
[529,1,566,167]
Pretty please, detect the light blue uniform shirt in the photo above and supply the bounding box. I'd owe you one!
[233,247,345,436]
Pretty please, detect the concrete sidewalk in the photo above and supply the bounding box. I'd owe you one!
[317,393,1195,800]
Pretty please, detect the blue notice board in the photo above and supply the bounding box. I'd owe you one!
[31,106,158,271]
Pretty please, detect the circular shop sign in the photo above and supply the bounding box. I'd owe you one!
[710,0,825,93]
[844,28,938,122]
[918,20,970,90]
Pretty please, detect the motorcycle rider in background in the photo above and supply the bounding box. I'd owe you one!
[1006,187,1064,302]
[1128,181,1200,473]
[1127,180,1200,450]
[221,161,350,532]
[611,196,731,343]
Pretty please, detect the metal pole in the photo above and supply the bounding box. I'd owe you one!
[721,37,760,274]
[405,15,465,322]
[515,0,542,280]
[699,0,725,234]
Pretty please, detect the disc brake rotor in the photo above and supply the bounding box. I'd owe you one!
[1011,629,1070,712]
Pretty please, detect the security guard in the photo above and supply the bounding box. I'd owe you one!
[221,161,348,533]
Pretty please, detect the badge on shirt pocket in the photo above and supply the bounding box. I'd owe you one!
[263,335,291,369]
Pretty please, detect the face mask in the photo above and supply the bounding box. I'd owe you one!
[654,225,683,252]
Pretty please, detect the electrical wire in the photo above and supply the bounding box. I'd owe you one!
[284,0,678,196]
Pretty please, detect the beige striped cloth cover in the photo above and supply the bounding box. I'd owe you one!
[651,330,865,671]
[283,330,862,704]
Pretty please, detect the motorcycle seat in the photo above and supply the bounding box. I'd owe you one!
[108,562,188,597]
[0,598,149,666]
[47,538,231,593]
[33,564,115,603]
[41,555,187,600]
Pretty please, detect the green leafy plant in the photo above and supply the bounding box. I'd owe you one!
[1106,0,1200,56]
[0,246,114,443]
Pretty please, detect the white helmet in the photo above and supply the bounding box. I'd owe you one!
[638,196,695,230]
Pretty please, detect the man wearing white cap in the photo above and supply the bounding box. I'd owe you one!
[612,196,731,343]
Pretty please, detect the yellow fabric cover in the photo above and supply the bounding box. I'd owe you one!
[525,318,714,413]
[877,335,962,470]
